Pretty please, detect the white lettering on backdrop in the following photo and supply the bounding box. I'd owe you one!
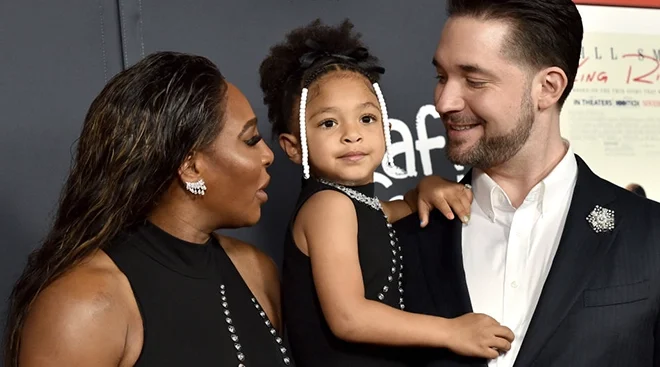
[374,104,466,201]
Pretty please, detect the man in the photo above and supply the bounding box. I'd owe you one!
[626,183,647,198]
[397,0,660,366]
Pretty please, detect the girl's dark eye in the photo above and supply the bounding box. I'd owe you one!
[361,115,377,124]
[320,120,337,128]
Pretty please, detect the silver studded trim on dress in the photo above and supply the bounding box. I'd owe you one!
[318,179,405,310]
[219,284,291,366]
[319,179,382,211]
[251,297,291,365]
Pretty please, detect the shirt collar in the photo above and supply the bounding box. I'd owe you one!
[471,142,578,222]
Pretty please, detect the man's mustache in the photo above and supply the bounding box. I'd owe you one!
[441,113,485,125]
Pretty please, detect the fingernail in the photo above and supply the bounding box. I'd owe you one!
[462,215,470,223]
[420,220,424,226]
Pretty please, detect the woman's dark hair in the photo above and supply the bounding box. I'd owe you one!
[3,51,228,366]
[259,18,384,137]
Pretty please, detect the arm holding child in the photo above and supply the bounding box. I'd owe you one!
[293,178,513,359]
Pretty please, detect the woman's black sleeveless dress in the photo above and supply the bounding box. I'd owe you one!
[105,221,294,367]
[281,178,409,366]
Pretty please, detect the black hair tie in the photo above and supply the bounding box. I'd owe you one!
[298,39,385,75]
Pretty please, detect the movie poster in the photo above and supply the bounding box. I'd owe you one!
[561,3,660,201]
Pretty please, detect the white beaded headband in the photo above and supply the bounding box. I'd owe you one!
[298,82,405,180]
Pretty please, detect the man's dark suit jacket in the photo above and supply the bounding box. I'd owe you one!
[396,156,660,366]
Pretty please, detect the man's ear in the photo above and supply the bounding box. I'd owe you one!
[537,66,568,111]
[279,133,302,164]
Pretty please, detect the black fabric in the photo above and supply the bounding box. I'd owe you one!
[397,155,660,367]
[282,178,408,367]
[105,221,293,367]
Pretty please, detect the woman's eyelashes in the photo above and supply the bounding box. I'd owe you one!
[245,135,262,146]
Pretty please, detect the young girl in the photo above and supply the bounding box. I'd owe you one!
[259,19,514,366]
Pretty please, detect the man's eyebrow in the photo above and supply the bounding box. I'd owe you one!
[433,58,497,79]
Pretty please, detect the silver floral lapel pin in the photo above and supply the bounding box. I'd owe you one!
[586,205,615,233]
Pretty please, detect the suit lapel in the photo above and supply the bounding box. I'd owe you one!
[513,156,620,367]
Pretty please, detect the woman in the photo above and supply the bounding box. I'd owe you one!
[3,52,292,366]
[4,50,470,367]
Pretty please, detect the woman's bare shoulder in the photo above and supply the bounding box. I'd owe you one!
[19,250,142,366]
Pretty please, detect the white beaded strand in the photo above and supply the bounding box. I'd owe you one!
[299,82,405,179]
[372,83,406,176]
[299,88,311,179]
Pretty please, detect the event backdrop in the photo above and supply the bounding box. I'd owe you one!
[0,0,455,341]
[1,1,658,357]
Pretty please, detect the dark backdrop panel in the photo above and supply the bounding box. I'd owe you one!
[117,0,456,265]
[0,2,456,359]
[0,0,123,347]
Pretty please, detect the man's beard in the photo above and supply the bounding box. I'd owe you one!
[444,94,534,169]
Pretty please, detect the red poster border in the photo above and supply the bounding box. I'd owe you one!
[574,0,660,8]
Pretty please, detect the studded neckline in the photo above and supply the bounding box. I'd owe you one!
[133,221,292,366]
